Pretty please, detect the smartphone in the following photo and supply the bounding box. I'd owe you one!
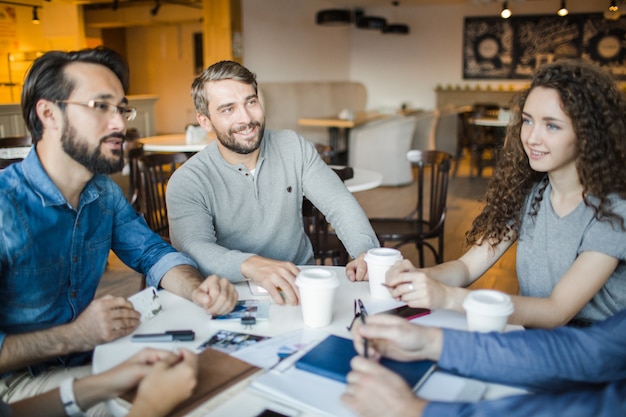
[386,305,430,320]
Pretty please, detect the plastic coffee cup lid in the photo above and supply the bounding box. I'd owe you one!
[364,248,403,264]
[295,268,340,289]
[463,290,514,316]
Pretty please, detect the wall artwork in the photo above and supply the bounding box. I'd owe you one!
[463,13,626,80]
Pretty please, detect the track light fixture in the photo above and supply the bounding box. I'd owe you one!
[150,0,160,16]
[557,0,568,16]
[32,6,40,24]
[609,0,619,12]
[500,1,511,19]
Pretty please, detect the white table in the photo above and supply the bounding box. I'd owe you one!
[344,168,383,193]
[0,146,31,159]
[139,133,216,153]
[94,266,525,417]
[470,117,509,128]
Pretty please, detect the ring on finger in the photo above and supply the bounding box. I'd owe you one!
[407,283,414,292]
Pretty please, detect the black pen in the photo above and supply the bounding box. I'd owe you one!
[358,299,369,358]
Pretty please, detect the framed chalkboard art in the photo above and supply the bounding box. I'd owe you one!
[463,13,626,80]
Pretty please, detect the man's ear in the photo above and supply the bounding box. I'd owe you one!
[35,99,61,131]
[196,113,213,132]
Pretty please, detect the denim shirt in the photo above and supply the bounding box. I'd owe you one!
[424,310,626,417]
[0,149,197,375]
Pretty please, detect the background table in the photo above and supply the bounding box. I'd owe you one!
[298,112,390,164]
[94,266,525,417]
[342,167,383,193]
[139,133,215,153]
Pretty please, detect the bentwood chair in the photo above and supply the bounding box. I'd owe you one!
[369,150,451,267]
[136,152,188,241]
[0,135,32,169]
[126,142,144,209]
[303,166,354,265]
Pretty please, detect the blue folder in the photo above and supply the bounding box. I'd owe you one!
[295,334,435,388]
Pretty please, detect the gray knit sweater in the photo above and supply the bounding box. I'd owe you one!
[166,129,379,281]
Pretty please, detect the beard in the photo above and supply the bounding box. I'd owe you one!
[60,121,125,175]
[214,121,265,155]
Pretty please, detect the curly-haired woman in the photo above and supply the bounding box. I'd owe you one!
[382,60,626,328]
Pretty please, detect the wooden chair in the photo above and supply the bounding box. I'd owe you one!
[369,150,451,267]
[0,135,32,169]
[302,166,353,265]
[136,152,188,241]
[126,142,144,209]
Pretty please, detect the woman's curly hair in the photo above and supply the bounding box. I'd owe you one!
[465,59,626,248]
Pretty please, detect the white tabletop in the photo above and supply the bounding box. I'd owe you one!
[94,266,524,417]
[139,133,216,153]
[344,168,383,193]
[0,146,31,160]
[470,118,509,127]
[330,165,383,193]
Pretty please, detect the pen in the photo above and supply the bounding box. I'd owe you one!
[358,299,369,359]
[131,330,195,343]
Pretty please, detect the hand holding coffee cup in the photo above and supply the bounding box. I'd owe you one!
[364,248,403,299]
[463,290,514,332]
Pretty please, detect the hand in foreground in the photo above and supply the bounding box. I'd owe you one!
[128,348,198,417]
[346,253,368,282]
[241,256,300,305]
[350,314,443,363]
[342,356,427,417]
[95,348,191,399]
[385,259,457,310]
[70,295,141,351]
[192,275,239,315]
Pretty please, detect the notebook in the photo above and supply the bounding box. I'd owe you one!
[295,334,435,388]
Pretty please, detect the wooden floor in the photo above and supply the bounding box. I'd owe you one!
[97,153,518,299]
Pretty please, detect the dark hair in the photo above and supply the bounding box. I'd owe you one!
[466,59,626,248]
[191,60,257,117]
[21,46,130,143]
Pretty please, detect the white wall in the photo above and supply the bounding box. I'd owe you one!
[242,0,606,111]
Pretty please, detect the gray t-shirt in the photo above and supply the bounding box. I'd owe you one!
[517,182,626,321]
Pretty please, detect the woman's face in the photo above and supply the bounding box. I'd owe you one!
[520,86,578,178]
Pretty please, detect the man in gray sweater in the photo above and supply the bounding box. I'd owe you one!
[166,61,379,306]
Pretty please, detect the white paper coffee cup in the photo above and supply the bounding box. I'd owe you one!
[364,248,403,299]
[463,290,514,332]
[295,268,340,328]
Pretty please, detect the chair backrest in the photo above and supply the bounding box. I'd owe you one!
[411,111,438,151]
[406,149,452,230]
[137,152,188,239]
[349,115,418,186]
[433,111,460,157]
[0,135,32,148]
[126,142,145,208]
[302,166,353,265]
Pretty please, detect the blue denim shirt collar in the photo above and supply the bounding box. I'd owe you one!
[22,148,100,210]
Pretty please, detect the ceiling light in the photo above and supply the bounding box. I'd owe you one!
[32,6,40,24]
[605,0,622,19]
[316,9,352,26]
[500,1,511,19]
[356,16,387,31]
[557,0,568,16]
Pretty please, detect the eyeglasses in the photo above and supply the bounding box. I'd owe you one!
[347,298,369,358]
[54,100,137,121]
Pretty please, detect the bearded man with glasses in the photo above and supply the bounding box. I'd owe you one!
[0,47,237,416]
